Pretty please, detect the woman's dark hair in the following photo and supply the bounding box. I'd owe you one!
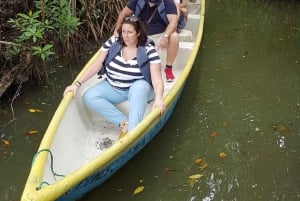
[117,15,148,47]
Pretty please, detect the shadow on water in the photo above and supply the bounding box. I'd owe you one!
[1,0,300,200]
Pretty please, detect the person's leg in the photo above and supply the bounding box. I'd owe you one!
[82,80,128,126]
[149,33,179,82]
[165,31,179,81]
[127,80,154,131]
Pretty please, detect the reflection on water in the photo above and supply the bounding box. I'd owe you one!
[1,0,300,201]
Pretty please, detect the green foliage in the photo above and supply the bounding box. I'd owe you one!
[7,0,80,83]
[35,0,81,40]
[8,10,48,44]
[32,45,55,61]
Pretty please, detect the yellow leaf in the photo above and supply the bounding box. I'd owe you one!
[133,186,144,196]
[28,108,42,113]
[219,152,227,158]
[188,174,203,179]
[28,109,36,113]
[188,174,204,186]
[194,158,203,164]
[2,139,10,146]
[25,130,39,135]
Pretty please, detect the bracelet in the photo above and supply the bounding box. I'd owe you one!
[74,81,81,88]
[76,80,82,86]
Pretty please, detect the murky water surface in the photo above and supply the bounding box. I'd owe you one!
[1,0,300,200]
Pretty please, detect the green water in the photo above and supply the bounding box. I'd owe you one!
[1,0,300,200]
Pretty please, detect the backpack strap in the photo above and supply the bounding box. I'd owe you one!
[134,0,146,17]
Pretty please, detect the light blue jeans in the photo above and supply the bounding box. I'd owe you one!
[83,79,154,131]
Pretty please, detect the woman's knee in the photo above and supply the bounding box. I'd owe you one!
[129,80,152,94]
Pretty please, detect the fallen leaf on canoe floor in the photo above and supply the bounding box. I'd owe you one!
[25,130,39,135]
[132,186,144,196]
[28,108,42,113]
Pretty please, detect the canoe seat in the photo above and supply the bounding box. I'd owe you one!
[178,29,193,42]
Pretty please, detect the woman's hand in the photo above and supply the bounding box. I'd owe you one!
[152,99,166,115]
[63,84,79,97]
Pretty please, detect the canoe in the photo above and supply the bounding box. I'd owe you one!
[21,1,205,200]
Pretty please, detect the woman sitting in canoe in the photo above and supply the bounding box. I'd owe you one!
[64,15,166,139]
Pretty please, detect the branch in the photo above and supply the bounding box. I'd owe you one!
[0,82,22,128]
[0,40,17,46]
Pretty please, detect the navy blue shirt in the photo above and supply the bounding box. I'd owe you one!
[127,0,177,35]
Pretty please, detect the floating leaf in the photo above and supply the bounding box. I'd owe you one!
[133,186,144,196]
[278,125,287,132]
[165,167,176,171]
[188,174,204,186]
[223,121,228,127]
[209,131,217,139]
[194,158,203,164]
[2,139,10,147]
[219,152,227,158]
[188,174,203,179]
[28,109,36,113]
[200,162,208,171]
[25,130,39,136]
[28,108,42,113]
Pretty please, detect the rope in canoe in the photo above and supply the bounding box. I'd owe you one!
[32,149,65,190]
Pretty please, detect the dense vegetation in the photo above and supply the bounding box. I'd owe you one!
[0,0,126,98]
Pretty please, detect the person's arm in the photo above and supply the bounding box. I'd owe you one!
[150,63,166,114]
[165,13,178,36]
[180,0,187,8]
[114,6,134,36]
[63,50,108,97]
[157,13,178,49]
[173,0,181,18]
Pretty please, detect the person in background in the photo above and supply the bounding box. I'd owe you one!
[64,15,166,139]
[174,0,188,31]
[180,0,188,22]
[114,0,179,82]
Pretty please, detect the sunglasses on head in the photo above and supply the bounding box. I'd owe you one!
[125,15,138,23]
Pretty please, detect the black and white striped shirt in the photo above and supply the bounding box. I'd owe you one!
[101,36,161,90]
